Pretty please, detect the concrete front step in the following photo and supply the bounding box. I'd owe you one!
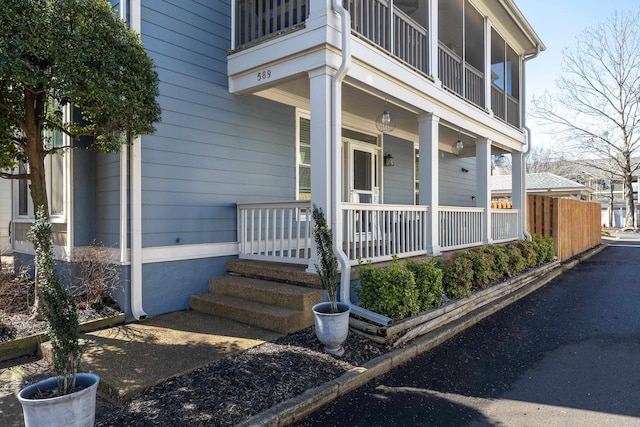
[190,292,314,334]
[209,276,323,311]
[226,260,322,288]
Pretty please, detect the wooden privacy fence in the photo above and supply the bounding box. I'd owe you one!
[527,195,601,262]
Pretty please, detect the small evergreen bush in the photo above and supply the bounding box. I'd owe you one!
[461,249,494,290]
[480,245,510,281]
[505,244,527,275]
[439,254,473,299]
[516,240,538,268]
[405,258,444,311]
[357,256,420,320]
[533,235,555,263]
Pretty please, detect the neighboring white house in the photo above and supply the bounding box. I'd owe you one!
[0,178,10,254]
[491,173,593,200]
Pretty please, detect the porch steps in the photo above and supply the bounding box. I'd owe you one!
[225,260,322,287]
[190,273,323,334]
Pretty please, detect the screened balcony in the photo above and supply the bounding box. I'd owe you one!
[232,0,521,127]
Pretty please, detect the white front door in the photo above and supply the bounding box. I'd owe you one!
[348,141,380,204]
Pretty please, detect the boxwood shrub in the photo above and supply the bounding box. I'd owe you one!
[357,257,420,320]
[405,258,444,311]
[533,235,555,263]
[439,253,473,299]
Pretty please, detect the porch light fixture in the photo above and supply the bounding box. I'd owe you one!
[452,139,464,155]
[384,153,395,167]
[376,101,396,133]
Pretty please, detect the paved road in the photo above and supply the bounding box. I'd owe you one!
[296,235,640,427]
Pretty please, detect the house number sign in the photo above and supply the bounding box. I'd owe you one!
[257,69,271,81]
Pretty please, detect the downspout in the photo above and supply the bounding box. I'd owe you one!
[128,0,146,320]
[330,0,351,304]
[331,0,390,325]
[521,45,541,240]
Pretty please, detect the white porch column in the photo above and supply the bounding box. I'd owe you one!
[428,0,439,83]
[484,17,493,113]
[418,113,441,255]
[476,138,492,244]
[308,66,334,271]
[511,151,524,238]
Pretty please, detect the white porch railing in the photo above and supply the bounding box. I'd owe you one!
[491,209,520,243]
[237,201,312,264]
[439,206,485,251]
[342,203,429,265]
[237,202,520,265]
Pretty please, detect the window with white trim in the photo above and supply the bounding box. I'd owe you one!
[296,110,311,200]
[16,123,66,219]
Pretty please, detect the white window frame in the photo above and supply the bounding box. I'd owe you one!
[295,109,311,201]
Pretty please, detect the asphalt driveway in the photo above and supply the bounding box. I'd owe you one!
[296,233,640,426]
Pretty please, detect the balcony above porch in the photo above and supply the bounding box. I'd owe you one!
[228,0,544,141]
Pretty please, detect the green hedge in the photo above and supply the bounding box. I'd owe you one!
[356,237,555,321]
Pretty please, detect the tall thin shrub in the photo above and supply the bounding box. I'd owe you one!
[30,207,85,396]
[312,205,339,313]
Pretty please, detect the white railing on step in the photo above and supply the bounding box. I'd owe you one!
[439,206,485,251]
[237,201,312,264]
[342,203,429,265]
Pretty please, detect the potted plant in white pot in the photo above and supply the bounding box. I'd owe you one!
[18,208,99,427]
[311,205,351,356]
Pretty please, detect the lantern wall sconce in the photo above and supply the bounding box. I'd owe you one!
[384,153,395,167]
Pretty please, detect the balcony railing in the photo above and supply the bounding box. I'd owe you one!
[439,43,485,107]
[234,0,309,48]
[491,85,520,127]
[346,0,428,74]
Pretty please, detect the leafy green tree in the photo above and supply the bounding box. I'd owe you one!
[0,0,161,220]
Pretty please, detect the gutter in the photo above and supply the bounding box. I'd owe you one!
[330,1,390,326]
[521,45,541,240]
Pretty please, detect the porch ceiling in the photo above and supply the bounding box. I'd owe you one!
[256,80,512,157]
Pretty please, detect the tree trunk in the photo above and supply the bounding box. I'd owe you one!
[623,173,635,229]
[609,183,614,227]
[23,88,50,318]
[623,154,635,229]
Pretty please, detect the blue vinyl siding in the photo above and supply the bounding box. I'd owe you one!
[439,153,477,207]
[382,135,415,205]
[139,0,296,248]
[95,152,124,247]
[141,257,232,317]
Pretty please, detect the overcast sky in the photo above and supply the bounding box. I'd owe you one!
[514,0,640,147]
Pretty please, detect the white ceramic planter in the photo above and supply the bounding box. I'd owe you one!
[312,301,351,356]
[18,373,100,427]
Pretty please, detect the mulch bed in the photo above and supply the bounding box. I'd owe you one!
[95,328,387,426]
